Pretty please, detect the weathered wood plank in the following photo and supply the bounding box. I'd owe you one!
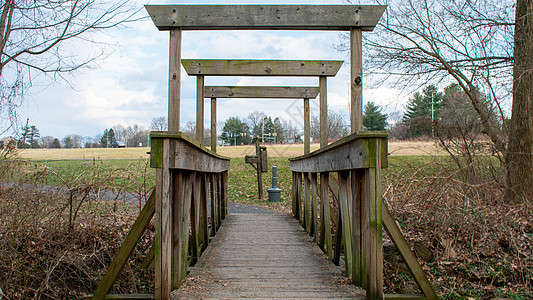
[178,172,193,285]
[155,139,172,299]
[304,98,310,154]
[171,172,182,287]
[204,86,319,99]
[319,172,333,258]
[291,172,299,218]
[150,132,230,173]
[210,98,217,152]
[182,59,343,77]
[289,131,388,173]
[201,174,209,252]
[88,294,154,299]
[190,173,201,266]
[91,192,155,300]
[365,140,383,299]
[210,174,217,236]
[168,29,181,131]
[333,197,342,266]
[311,173,319,241]
[319,76,328,148]
[173,208,365,298]
[352,170,366,287]
[196,75,205,143]
[145,5,386,31]
[351,28,363,132]
[339,171,353,278]
[382,204,438,300]
[222,171,229,219]
[384,294,430,300]
[304,173,311,235]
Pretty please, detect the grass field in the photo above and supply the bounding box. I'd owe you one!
[16,140,445,160]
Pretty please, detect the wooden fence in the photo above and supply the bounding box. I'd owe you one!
[289,132,438,300]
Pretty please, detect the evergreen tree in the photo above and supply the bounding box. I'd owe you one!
[273,117,285,143]
[28,125,40,148]
[101,129,109,148]
[18,119,31,148]
[221,117,250,145]
[108,128,116,145]
[51,138,61,149]
[363,102,388,131]
[403,85,444,137]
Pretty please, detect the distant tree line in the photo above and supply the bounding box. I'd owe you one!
[13,121,153,149]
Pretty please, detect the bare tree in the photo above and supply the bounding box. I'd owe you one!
[311,109,349,142]
[340,0,529,201]
[150,116,167,131]
[348,0,512,155]
[247,111,264,137]
[506,0,533,203]
[0,0,141,133]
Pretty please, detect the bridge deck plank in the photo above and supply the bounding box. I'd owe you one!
[171,205,364,299]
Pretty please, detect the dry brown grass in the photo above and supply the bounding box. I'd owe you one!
[18,141,445,160]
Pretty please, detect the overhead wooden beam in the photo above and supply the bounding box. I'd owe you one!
[182,59,343,77]
[145,5,386,31]
[204,86,319,99]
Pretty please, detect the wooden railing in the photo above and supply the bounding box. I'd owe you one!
[150,132,230,300]
[91,132,230,300]
[289,131,438,300]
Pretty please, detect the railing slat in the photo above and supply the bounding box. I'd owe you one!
[201,174,209,251]
[338,171,353,278]
[319,172,333,258]
[352,170,365,287]
[311,173,319,241]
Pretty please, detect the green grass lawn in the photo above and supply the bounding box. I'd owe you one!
[10,155,446,206]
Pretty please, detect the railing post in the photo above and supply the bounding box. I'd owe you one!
[365,138,383,299]
[155,139,172,299]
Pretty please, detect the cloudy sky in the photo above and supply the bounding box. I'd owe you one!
[21,0,406,140]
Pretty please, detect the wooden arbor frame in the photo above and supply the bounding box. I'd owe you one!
[90,4,436,300]
[145,4,386,134]
[181,59,342,153]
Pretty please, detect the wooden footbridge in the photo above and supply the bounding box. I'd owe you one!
[90,4,439,300]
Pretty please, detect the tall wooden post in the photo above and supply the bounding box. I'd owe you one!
[168,29,182,132]
[366,139,383,299]
[350,28,363,132]
[211,97,217,152]
[319,76,328,148]
[196,75,205,143]
[303,98,310,154]
[155,139,172,300]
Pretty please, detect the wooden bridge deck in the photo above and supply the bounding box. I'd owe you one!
[172,203,364,299]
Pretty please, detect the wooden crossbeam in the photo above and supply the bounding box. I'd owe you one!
[145,5,386,31]
[182,59,343,77]
[204,86,319,99]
